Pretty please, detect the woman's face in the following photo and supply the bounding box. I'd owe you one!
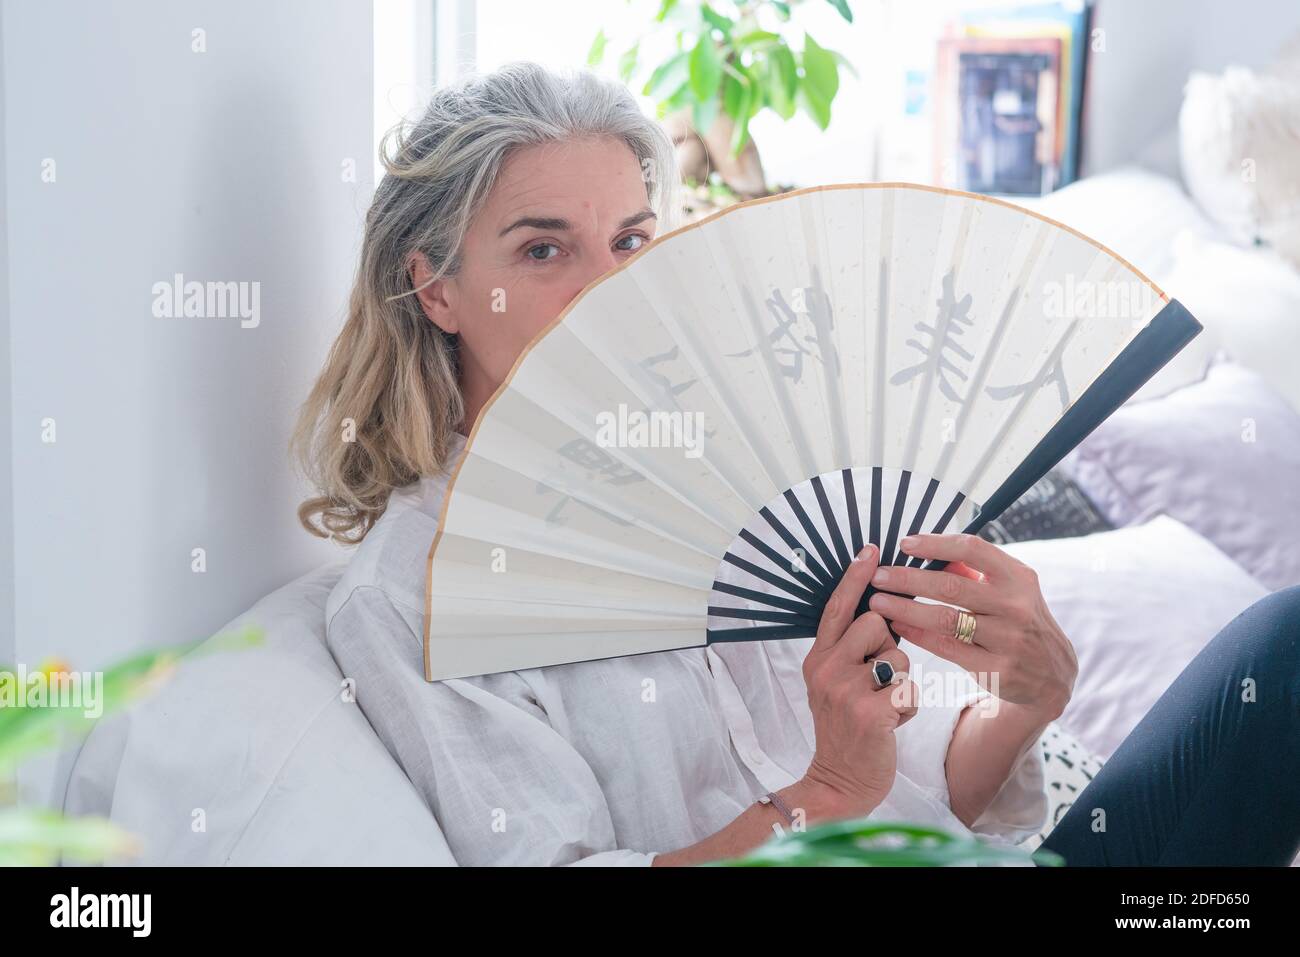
[412,135,658,430]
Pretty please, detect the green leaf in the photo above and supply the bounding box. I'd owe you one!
[692,96,719,136]
[709,818,1053,868]
[826,0,854,23]
[771,0,792,19]
[729,106,753,157]
[734,29,781,49]
[618,42,640,83]
[722,71,746,121]
[700,3,734,40]
[797,82,831,129]
[0,807,139,866]
[765,46,798,119]
[643,50,689,98]
[727,66,762,157]
[802,32,840,105]
[0,626,263,774]
[586,28,607,67]
[829,48,861,82]
[655,0,678,22]
[688,34,723,103]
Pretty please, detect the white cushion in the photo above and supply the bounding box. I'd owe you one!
[1003,515,1269,760]
[63,561,457,865]
[1179,66,1300,269]
[1059,358,1300,592]
[1018,166,1218,286]
[1159,230,1300,414]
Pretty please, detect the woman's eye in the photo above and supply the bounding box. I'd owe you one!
[526,242,560,262]
[616,233,647,253]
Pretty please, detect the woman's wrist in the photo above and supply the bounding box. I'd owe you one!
[781,775,882,825]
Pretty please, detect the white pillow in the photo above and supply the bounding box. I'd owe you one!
[1058,358,1300,592]
[1159,230,1300,414]
[63,562,458,865]
[1179,66,1300,269]
[1020,165,1217,283]
[1003,515,1268,760]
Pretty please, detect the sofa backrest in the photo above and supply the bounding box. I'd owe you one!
[62,560,457,865]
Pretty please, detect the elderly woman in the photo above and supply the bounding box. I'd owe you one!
[294,61,1300,867]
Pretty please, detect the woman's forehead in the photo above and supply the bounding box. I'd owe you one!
[483,138,650,232]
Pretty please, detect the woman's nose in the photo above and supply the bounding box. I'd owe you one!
[568,250,622,303]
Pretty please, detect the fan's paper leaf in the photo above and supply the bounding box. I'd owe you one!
[424,184,1199,680]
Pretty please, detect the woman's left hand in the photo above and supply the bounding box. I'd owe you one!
[865,533,1078,719]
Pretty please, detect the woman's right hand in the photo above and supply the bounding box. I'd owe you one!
[793,543,918,821]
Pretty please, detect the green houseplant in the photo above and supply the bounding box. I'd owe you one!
[0,626,262,866]
[717,818,1065,867]
[589,0,860,214]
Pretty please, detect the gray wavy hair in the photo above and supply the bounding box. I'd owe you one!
[293,60,682,543]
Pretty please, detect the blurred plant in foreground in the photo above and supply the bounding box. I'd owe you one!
[714,818,1065,867]
[0,626,262,866]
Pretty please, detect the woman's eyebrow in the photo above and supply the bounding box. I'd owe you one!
[498,207,656,238]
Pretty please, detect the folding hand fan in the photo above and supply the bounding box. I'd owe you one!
[423,183,1201,681]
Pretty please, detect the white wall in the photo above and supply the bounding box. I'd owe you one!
[1082,0,1300,180]
[0,1,13,672]
[2,0,371,723]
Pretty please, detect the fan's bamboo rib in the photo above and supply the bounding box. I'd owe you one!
[708,623,819,642]
[711,580,820,615]
[811,475,851,571]
[782,489,842,587]
[906,477,942,542]
[737,528,826,596]
[905,488,970,568]
[424,183,1173,679]
[843,469,865,558]
[869,466,883,548]
[707,606,821,627]
[882,470,912,567]
[721,552,821,604]
[757,505,837,592]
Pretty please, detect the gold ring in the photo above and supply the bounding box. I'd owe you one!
[954,610,978,644]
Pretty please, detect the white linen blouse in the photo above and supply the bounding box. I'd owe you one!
[324,430,1049,866]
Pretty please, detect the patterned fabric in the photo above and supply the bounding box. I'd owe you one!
[1021,723,1107,852]
[977,469,1112,546]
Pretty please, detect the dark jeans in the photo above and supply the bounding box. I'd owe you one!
[1034,585,1300,867]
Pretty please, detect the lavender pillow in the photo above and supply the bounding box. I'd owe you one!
[1059,357,1300,591]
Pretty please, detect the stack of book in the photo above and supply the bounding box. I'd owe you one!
[933,1,1093,196]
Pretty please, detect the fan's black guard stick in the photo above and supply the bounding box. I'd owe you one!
[708,299,1203,648]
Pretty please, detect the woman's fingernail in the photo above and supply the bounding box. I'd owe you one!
[900,536,918,552]
[853,544,876,563]
[873,567,893,585]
